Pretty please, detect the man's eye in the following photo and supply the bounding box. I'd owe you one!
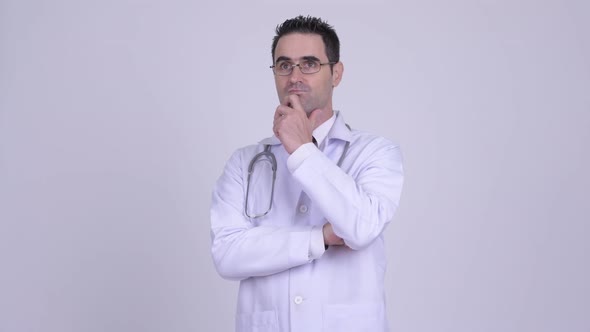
[302,61,318,69]
[278,62,292,70]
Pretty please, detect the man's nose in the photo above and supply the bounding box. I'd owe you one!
[289,65,304,83]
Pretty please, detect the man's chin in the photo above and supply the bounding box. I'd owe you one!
[301,103,314,115]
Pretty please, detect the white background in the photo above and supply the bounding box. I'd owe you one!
[1,0,589,331]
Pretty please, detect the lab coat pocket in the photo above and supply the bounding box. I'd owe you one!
[323,302,386,332]
[236,309,279,332]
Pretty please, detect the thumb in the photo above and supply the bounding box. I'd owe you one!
[308,109,323,129]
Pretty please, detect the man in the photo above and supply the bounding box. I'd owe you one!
[211,15,404,331]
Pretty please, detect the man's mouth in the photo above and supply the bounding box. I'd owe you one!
[287,84,308,94]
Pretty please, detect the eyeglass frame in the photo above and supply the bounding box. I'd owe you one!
[270,58,337,76]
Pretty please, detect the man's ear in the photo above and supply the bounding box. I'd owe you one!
[332,62,344,87]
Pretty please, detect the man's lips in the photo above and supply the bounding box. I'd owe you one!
[288,89,306,94]
[287,84,308,94]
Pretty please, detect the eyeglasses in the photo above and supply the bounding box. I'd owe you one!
[270,59,336,76]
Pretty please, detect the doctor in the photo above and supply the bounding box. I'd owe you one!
[211,15,404,332]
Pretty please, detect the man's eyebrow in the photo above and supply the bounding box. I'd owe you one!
[301,55,321,62]
[275,56,292,63]
[275,55,322,64]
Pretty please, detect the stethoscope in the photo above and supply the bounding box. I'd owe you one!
[244,125,351,219]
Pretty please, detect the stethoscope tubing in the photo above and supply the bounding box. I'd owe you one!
[244,138,350,219]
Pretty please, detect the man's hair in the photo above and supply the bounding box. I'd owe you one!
[271,15,340,64]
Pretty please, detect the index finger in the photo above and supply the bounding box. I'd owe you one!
[285,94,304,113]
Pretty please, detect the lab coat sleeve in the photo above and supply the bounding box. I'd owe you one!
[291,138,404,250]
[210,149,316,281]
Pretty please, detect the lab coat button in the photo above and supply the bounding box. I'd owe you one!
[293,296,303,304]
[299,205,308,213]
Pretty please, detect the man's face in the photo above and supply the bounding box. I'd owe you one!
[272,33,342,114]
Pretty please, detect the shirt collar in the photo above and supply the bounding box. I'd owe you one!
[327,110,353,143]
[312,112,336,147]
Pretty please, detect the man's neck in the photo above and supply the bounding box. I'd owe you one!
[309,108,334,131]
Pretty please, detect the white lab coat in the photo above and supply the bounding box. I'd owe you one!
[211,111,404,332]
